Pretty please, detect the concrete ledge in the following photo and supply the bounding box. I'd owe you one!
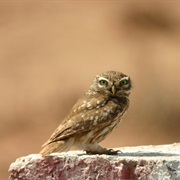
[9,143,180,179]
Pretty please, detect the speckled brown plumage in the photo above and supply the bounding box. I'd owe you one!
[40,71,132,156]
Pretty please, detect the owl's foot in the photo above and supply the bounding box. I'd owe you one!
[84,144,120,155]
[86,148,119,155]
[105,148,120,155]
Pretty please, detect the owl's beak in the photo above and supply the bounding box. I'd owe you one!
[111,85,116,95]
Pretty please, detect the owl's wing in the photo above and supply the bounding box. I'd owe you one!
[43,95,118,146]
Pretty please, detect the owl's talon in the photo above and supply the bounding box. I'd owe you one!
[110,149,122,153]
[85,148,121,155]
[106,149,120,155]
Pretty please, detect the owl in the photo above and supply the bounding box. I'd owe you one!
[40,71,131,156]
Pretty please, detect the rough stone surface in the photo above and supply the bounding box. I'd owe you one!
[9,143,180,180]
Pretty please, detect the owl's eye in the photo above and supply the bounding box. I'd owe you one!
[120,79,129,86]
[99,80,108,86]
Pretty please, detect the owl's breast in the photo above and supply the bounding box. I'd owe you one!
[77,96,129,145]
[110,95,129,107]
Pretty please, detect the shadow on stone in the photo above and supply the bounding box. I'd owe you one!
[118,152,180,157]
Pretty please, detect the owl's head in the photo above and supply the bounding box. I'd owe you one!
[91,71,132,97]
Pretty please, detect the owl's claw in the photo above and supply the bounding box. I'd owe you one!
[85,148,121,155]
[106,149,121,155]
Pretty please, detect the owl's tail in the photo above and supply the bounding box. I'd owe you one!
[39,141,66,156]
[40,138,75,156]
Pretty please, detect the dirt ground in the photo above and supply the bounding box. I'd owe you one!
[1,2,180,179]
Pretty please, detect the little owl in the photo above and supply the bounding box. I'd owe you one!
[40,71,131,156]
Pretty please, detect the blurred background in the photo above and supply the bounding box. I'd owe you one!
[1,1,180,178]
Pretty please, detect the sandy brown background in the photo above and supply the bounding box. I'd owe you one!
[1,1,180,179]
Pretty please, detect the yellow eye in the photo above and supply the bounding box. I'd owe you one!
[120,79,129,86]
[99,80,108,86]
